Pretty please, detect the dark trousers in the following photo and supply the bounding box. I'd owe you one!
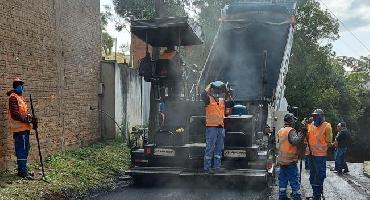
[308,156,326,198]
[304,156,310,169]
[13,130,30,176]
[335,147,348,172]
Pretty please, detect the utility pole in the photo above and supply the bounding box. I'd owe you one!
[114,38,118,61]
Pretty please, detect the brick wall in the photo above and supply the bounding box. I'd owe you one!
[0,0,101,170]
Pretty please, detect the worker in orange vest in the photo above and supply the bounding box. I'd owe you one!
[6,78,36,179]
[159,46,177,60]
[307,109,333,200]
[159,46,182,99]
[277,113,302,200]
[201,81,233,173]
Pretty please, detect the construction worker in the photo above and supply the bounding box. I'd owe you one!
[307,109,333,200]
[159,46,182,99]
[264,124,275,150]
[158,100,165,127]
[277,113,302,200]
[6,78,36,179]
[333,122,350,174]
[201,81,233,173]
[159,46,177,60]
[304,117,313,170]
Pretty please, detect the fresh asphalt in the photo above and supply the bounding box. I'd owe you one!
[92,162,370,200]
[92,177,270,200]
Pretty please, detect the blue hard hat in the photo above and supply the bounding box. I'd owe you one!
[211,81,225,88]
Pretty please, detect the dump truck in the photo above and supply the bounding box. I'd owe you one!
[127,1,297,186]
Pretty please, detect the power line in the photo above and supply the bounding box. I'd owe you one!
[317,0,370,53]
[336,37,362,56]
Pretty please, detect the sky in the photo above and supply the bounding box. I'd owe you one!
[320,0,370,58]
[100,0,131,54]
[100,0,370,58]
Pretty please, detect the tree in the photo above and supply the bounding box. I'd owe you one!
[101,5,113,31]
[285,0,370,161]
[112,0,186,20]
[285,0,341,121]
[101,5,115,56]
[112,0,231,68]
[183,0,231,68]
[119,43,129,54]
[337,55,370,72]
[102,32,114,55]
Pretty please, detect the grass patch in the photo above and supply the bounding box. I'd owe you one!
[0,141,130,200]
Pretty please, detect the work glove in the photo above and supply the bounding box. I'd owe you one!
[26,114,33,123]
[26,114,38,130]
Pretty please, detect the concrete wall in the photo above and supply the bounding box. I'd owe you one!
[0,0,101,170]
[100,61,116,140]
[124,67,151,132]
[100,62,150,139]
[115,64,124,134]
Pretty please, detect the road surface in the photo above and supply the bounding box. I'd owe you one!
[269,162,370,200]
[92,178,270,200]
[93,162,369,200]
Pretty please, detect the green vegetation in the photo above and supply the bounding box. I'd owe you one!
[102,32,114,56]
[101,5,114,56]
[285,0,370,161]
[0,141,130,200]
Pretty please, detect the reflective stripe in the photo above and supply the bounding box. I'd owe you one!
[280,152,298,158]
[205,156,212,160]
[214,155,222,159]
[309,122,330,156]
[279,188,287,192]
[206,97,225,127]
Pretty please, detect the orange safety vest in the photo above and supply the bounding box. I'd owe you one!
[7,93,32,133]
[205,96,225,127]
[159,51,176,60]
[278,127,299,165]
[308,122,331,156]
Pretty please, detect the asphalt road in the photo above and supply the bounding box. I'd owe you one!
[269,162,370,200]
[92,162,370,200]
[94,187,268,200]
[92,179,270,200]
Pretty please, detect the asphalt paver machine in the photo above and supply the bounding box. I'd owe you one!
[127,1,297,186]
